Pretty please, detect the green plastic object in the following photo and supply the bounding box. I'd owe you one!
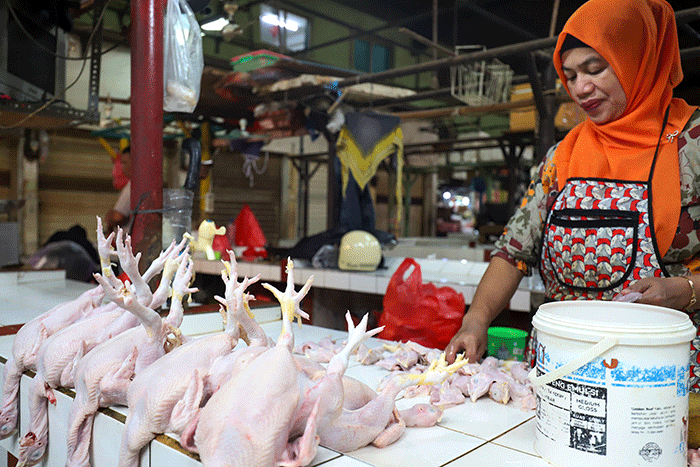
[487,327,528,361]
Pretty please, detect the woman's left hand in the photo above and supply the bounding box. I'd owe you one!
[618,276,694,310]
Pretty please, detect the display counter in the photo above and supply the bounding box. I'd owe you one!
[0,270,552,467]
[193,256,539,312]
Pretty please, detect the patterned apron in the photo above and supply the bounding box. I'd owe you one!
[528,108,700,390]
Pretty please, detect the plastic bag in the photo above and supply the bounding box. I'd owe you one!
[163,0,203,113]
[377,258,465,350]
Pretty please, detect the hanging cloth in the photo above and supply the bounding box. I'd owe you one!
[336,111,404,230]
[552,0,697,257]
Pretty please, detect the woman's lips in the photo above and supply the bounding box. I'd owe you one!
[581,99,602,112]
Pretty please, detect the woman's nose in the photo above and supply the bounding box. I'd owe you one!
[573,77,595,98]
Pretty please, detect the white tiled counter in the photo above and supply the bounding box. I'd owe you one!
[193,256,541,313]
[0,309,551,467]
[0,270,94,326]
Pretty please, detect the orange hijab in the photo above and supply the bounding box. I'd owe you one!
[552,0,696,257]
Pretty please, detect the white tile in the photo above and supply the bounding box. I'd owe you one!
[413,258,449,277]
[306,269,325,288]
[324,271,350,290]
[348,274,377,293]
[468,262,489,277]
[375,276,390,295]
[296,267,320,287]
[253,305,282,324]
[510,290,530,312]
[309,446,343,465]
[180,312,224,337]
[450,284,475,304]
[236,261,253,279]
[445,441,551,466]
[293,267,304,284]
[91,409,135,467]
[252,263,281,282]
[437,396,535,441]
[343,362,394,392]
[346,424,485,467]
[321,455,373,466]
[150,435,200,467]
[491,417,538,455]
[261,322,349,346]
[17,270,65,284]
[192,258,221,275]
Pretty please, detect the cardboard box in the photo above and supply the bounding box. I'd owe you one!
[508,82,587,132]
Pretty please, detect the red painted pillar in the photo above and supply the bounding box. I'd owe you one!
[130,0,165,267]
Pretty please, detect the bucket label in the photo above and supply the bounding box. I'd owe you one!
[536,371,608,455]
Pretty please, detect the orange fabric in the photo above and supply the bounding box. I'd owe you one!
[552,0,697,256]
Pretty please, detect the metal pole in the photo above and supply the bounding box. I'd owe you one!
[549,0,561,38]
[432,0,439,89]
[130,0,165,266]
[327,7,700,90]
[398,27,456,57]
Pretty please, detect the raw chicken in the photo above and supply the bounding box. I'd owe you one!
[117,255,261,467]
[65,252,195,467]
[0,285,105,440]
[191,262,320,466]
[16,232,183,467]
[309,331,467,453]
[399,403,443,427]
[430,380,467,408]
[192,311,375,466]
[0,217,125,439]
[689,447,700,466]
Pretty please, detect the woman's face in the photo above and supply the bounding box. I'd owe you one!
[561,47,627,125]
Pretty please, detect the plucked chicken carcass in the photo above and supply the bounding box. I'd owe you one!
[16,229,184,467]
[65,251,195,467]
[192,308,377,467]
[0,217,124,439]
[117,255,262,467]
[310,347,466,452]
[0,285,104,440]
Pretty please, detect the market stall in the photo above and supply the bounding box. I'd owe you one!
[0,270,547,467]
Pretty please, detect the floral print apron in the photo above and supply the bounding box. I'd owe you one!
[529,108,700,389]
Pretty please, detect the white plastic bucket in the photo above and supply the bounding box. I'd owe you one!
[530,301,696,467]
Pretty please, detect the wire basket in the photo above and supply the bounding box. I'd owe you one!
[451,45,514,107]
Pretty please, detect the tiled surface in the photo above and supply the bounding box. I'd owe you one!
[0,272,94,326]
[0,279,547,467]
[194,257,535,311]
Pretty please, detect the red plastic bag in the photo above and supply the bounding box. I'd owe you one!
[377,258,465,350]
[233,204,267,247]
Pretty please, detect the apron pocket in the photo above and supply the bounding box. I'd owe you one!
[542,209,638,292]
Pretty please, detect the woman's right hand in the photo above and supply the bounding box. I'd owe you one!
[444,318,490,364]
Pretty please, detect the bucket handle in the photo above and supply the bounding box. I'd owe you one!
[528,336,619,387]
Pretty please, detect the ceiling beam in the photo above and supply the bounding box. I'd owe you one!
[273,0,433,57]
[290,9,450,57]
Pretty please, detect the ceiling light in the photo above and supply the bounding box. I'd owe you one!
[261,13,298,32]
[201,17,229,31]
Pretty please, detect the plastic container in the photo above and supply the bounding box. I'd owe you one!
[162,188,194,249]
[530,301,695,467]
[487,326,528,361]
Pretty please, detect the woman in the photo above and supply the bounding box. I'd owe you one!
[445,0,700,388]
